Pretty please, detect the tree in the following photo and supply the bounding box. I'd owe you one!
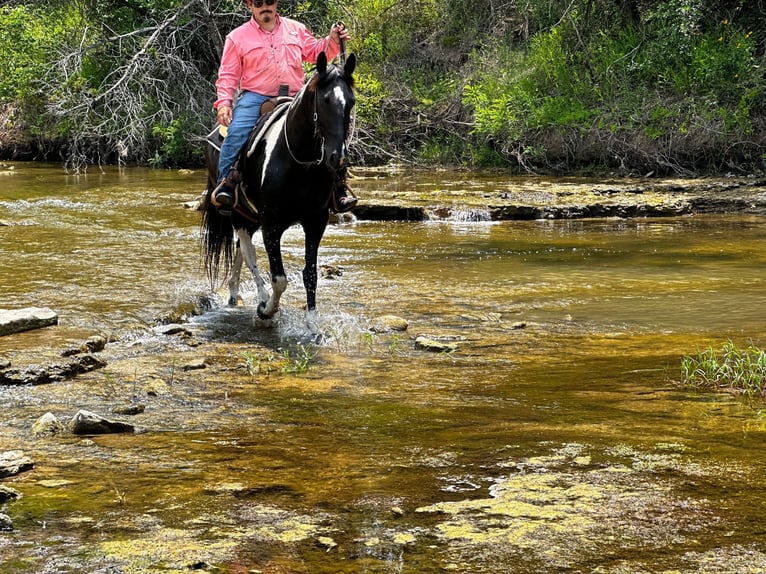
[40,0,245,171]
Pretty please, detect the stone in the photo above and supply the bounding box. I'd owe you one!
[316,536,337,551]
[415,336,458,353]
[111,403,145,416]
[61,335,107,357]
[0,450,34,478]
[182,358,206,371]
[370,315,409,333]
[0,485,21,503]
[319,264,343,279]
[0,307,58,337]
[32,412,65,437]
[0,513,12,532]
[67,410,134,435]
[0,354,107,386]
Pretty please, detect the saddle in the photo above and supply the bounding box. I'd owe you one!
[205,96,293,154]
[207,96,294,220]
[245,96,293,158]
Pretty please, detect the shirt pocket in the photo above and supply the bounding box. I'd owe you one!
[242,44,270,75]
[283,33,304,75]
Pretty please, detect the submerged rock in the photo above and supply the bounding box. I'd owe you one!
[111,403,145,416]
[415,336,459,353]
[182,358,206,371]
[0,354,107,386]
[0,513,12,532]
[319,264,343,279]
[0,450,34,478]
[0,307,58,337]
[370,315,409,333]
[61,335,107,357]
[68,410,134,435]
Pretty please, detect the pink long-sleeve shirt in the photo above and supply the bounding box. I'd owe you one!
[214,15,340,110]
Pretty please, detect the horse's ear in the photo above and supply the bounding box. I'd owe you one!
[344,53,356,78]
[317,52,328,74]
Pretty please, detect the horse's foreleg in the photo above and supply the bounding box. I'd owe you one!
[236,227,270,305]
[302,222,326,333]
[257,228,287,321]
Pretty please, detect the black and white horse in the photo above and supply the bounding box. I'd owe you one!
[201,52,356,332]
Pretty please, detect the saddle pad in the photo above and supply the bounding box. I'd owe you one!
[246,102,291,158]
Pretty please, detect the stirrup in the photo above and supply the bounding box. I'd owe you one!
[211,180,237,216]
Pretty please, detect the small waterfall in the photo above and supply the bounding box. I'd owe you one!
[426,207,493,222]
[448,208,493,222]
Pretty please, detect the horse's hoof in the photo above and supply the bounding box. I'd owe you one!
[256,302,272,321]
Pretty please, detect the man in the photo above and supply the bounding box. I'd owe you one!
[212,0,358,215]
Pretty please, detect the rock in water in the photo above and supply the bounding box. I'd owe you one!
[68,410,134,435]
[370,315,409,333]
[0,450,34,478]
[0,307,58,337]
[0,513,12,532]
[0,485,21,503]
[32,412,65,437]
[415,336,458,353]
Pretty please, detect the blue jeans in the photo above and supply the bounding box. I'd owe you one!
[218,91,271,183]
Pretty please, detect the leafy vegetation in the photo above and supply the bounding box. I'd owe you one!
[0,0,764,173]
[681,340,766,402]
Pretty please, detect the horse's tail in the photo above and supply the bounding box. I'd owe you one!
[201,145,235,289]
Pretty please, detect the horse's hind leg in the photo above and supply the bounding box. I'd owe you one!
[235,227,270,305]
[226,245,244,306]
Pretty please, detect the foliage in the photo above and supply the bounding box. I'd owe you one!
[681,340,766,402]
[0,0,764,173]
[461,0,765,173]
[241,342,318,375]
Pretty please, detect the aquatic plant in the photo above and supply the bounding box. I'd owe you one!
[241,349,276,376]
[282,343,318,374]
[681,340,766,401]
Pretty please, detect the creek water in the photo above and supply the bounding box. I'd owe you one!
[1,163,766,573]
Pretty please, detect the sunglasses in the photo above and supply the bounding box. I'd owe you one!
[252,0,276,7]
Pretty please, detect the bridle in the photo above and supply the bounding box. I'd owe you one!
[283,85,326,167]
[283,66,355,167]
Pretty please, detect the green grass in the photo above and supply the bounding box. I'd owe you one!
[681,340,766,402]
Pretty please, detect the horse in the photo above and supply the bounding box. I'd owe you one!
[201,52,356,333]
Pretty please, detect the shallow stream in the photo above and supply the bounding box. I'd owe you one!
[1,164,766,573]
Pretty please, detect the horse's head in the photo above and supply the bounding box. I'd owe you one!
[310,51,357,172]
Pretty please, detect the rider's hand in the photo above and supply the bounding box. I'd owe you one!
[331,22,350,45]
[217,105,232,128]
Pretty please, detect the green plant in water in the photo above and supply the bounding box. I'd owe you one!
[279,343,318,374]
[241,349,275,376]
[681,340,766,402]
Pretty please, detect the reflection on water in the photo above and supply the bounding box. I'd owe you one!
[1,164,766,573]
